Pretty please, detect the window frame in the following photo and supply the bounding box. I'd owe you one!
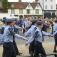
[27,9,30,14]
[35,9,39,14]
[19,9,23,14]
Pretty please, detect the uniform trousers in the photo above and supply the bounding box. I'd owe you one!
[29,41,46,57]
[3,42,16,57]
[29,41,35,55]
[53,33,57,52]
[29,41,34,57]
[13,40,19,55]
[54,33,57,45]
[34,41,46,57]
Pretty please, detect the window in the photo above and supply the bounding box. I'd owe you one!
[45,5,47,9]
[11,9,15,14]
[19,9,23,14]
[35,9,39,14]
[27,9,30,14]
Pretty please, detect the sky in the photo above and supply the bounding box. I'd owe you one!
[8,0,57,3]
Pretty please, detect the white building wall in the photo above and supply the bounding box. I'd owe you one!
[0,8,43,19]
[30,9,34,15]
[8,9,11,14]
[15,9,19,15]
[23,9,26,15]
[7,4,43,17]
[38,0,44,8]
[35,5,43,15]
[8,9,43,15]
[39,9,43,15]
[38,0,56,10]
[44,0,56,10]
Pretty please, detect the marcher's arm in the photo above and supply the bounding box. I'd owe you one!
[15,34,28,41]
[15,25,22,29]
[26,37,34,44]
[53,31,57,36]
[42,31,51,36]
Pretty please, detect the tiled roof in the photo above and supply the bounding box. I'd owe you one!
[9,2,28,9]
[8,2,42,9]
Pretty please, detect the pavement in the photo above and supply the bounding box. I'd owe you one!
[0,36,56,57]
[16,36,57,57]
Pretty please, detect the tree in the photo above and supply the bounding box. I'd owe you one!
[2,0,8,12]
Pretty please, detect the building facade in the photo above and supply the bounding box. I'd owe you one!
[0,0,56,19]
[0,0,43,18]
[36,0,56,18]
[8,2,43,18]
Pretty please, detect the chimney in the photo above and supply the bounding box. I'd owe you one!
[19,0,21,2]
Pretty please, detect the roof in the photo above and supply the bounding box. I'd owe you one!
[8,2,42,9]
[8,2,28,9]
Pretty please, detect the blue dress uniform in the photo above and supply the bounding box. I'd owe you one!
[0,27,4,45]
[2,17,21,55]
[2,18,27,57]
[25,20,51,57]
[3,25,16,57]
[25,19,37,57]
[53,20,57,52]
[25,25,36,57]
[13,26,22,55]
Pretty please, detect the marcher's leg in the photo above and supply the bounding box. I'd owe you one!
[40,44,46,57]
[13,40,22,55]
[29,42,35,57]
[2,45,6,57]
[34,49,39,57]
[34,42,46,57]
[53,45,57,52]
[12,44,16,57]
[2,45,5,57]
[33,44,39,57]
[29,45,34,57]
[3,43,13,57]
[53,35,57,52]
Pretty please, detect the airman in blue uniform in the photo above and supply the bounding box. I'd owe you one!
[53,19,57,52]
[25,20,37,57]
[2,18,27,57]
[25,20,51,57]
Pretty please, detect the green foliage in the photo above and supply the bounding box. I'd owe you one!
[2,0,8,12]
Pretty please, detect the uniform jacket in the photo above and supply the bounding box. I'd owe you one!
[25,25,51,44]
[3,25,27,43]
